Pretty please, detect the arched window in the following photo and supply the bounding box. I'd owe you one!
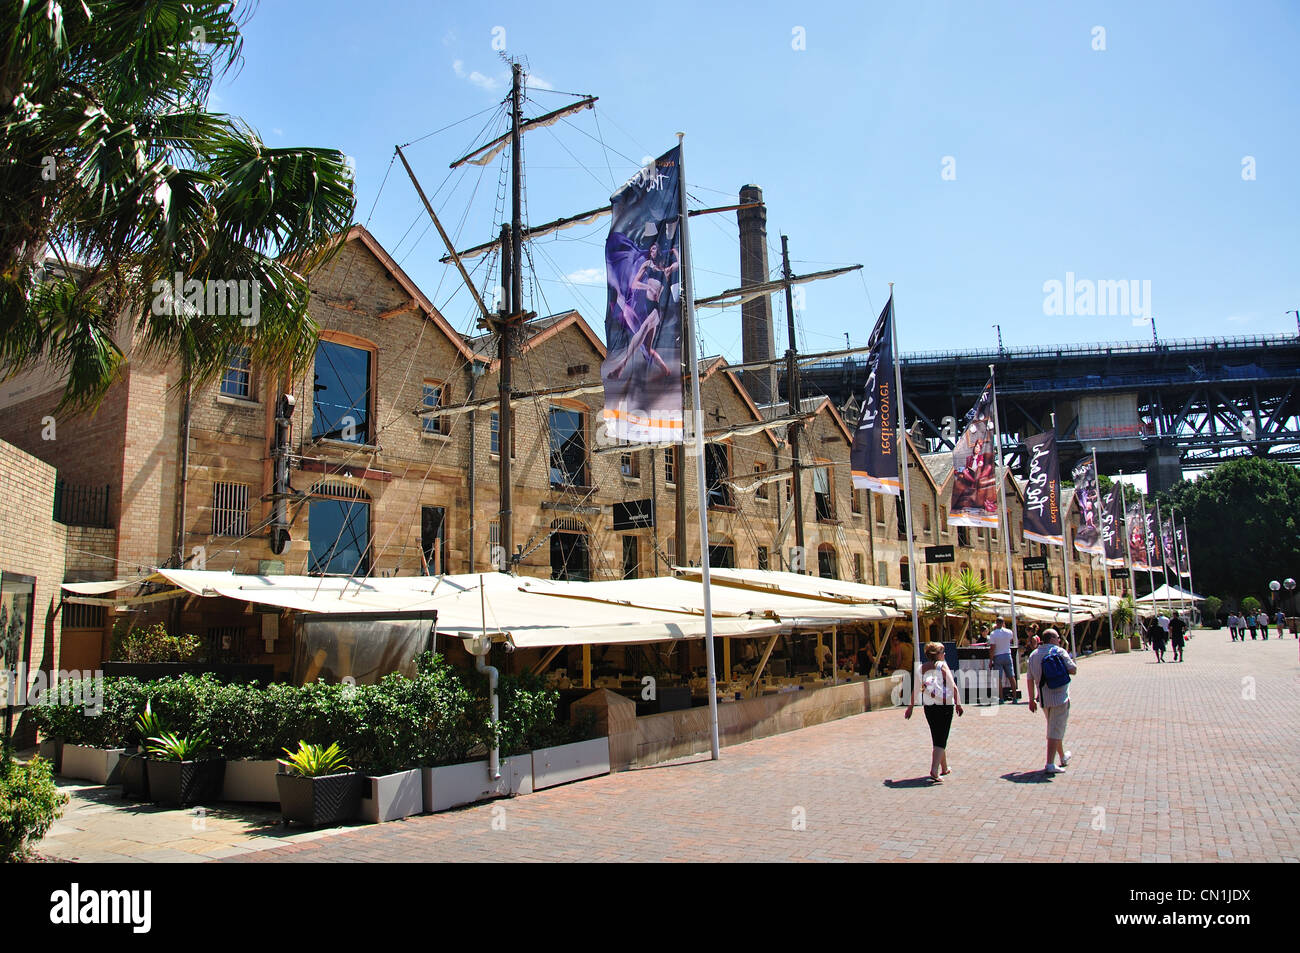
[550,517,590,581]
[309,481,371,576]
[817,543,837,580]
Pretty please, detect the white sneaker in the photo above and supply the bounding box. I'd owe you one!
[1044,764,1064,774]
[1060,751,1072,767]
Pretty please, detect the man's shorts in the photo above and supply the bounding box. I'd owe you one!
[1044,701,1070,740]
[992,653,1015,680]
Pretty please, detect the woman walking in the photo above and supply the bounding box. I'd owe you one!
[1148,615,1168,662]
[905,642,963,782]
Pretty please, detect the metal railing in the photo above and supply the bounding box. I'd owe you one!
[53,480,111,528]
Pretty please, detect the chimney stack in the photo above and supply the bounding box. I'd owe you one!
[738,185,776,405]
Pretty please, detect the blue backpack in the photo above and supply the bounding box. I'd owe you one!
[1040,648,1072,690]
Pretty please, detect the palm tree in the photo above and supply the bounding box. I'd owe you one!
[921,573,963,642]
[954,567,991,644]
[1111,595,1136,648]
[1,1,356,409]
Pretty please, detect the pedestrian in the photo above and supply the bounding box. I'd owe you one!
[1247,613,1258,640]
[1227,612,1238,642]
[987,615,1019,703]
[1148,615,1167,662]
[1169,613,1187,662]
[1259,611,1270,639]
[1027,628,1078,775]
[905,641,963,782]
[1275,609,1287,637]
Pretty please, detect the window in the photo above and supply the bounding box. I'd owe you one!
[851,488,861,515]
[874,495,885,525]
[813,465,834,520]
[900,558,910,589]
[980,568,987,584]
[62,602,105,630]
[757,546,769,571]
[817,544,837,580]
[895,496,907,539]
[922,503,931,533]
[706,443,733,508]
[664,447,677,485]
[940,505,948,535]
[709,543,735,568]
[853,552,864,583]
[221,346,252,399]
[877,561,889,586]
[958,526,971,547]
[622,536,639,579]
[620,452,640,479]
[421,380,448,435]
[309,481,370,576]
[421,506,448,574]
[211,481,249,537]
[489,410,515,457]
[550,525,590,581]
[549,405,588,488]
[755,463,769,500]
[313,339,371,444]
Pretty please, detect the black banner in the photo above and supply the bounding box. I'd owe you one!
[1022,430,1062,545]
[1102,482,1125,566]
[1111,568,1131,579]
[925,545,955,564]
[1024,555,1049,571]
[1072,458,1104,555]
[850,296,899,495]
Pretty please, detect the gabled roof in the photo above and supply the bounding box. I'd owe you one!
[699,357,781,449]
[467,310,607,370]
[339,225,477,362]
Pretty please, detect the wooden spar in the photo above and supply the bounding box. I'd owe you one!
[449,96,598,169]
[781,236,806,568]
[695,263,862,308]
[395,145,491,323]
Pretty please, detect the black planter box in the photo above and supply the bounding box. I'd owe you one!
[38,739,63,773]
[120,750,150,800]
[146,759,226,807]
[277,772,362,828]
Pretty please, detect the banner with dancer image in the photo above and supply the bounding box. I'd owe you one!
[948,380,1000,528]
[850,296,899,495]
[1162,519,1179,576]
[1102,483,1126,566]
[1071,458,1104,556]
[1022,430,1062,545]
[601,146,684,443]
[1144,507,1164,573]
[1127,501,1150,570]
[1177,525,1191,577]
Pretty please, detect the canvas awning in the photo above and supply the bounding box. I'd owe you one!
[1136,583,1202,603]
[672,566,912,609]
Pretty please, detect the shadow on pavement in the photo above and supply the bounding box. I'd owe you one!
[883,777,940,788]
[1001,771,1053,783]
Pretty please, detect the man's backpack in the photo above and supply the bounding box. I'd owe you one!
[1040,648,1072,690]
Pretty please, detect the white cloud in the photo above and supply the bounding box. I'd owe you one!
[272,127,283,136]
[453,59,501,92]
[442,30,457,47]
[566,268,604,286]
[527,74,555,91]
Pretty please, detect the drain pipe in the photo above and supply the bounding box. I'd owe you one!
[470,575,501,781]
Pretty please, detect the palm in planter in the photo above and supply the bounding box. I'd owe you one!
[276,742,361,828]
[144,730,224,807]
[921,573,963,642]
[119,701,165,801]
[954,568,992,644]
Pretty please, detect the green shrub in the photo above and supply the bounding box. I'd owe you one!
[1240,596,1263,616]
[112,622,202,663]
[0,749,68,862]
[1202,596,1222,626]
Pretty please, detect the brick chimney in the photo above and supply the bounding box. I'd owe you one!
[738,185,776,405]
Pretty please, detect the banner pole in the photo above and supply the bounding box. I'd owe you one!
[1155,498,1174,621]
[1095,449,1113,649]
[1144,493,1157,625]
[1182,517,1197,624]
[890,285,924,699]
[988,365,1021,680]
[676,133,720,761]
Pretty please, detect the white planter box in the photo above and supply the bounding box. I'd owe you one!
[221,759,281,803]
[61,744,126,785]
[421,756,532,814]
[532,737,610,790]
[359,768,424,823]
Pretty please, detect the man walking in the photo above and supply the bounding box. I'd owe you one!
[1169,613,1187,662]
[1027,628,1078,775]
[1228,612,1239,642]
[987,615,1019,704]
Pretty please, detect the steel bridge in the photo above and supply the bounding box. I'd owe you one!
[789,333,1300,492]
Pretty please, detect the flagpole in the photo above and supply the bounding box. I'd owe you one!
[1168,505,1184,619]
[1143,493,1157,624]
[1094,448,1114,649]
[1182,516,1197,624]
[1155,498,1174,621]
[890,284,923,699]
[1120,472,1138,644]
[677,133,719,761]
[1062,496,1078,656]
[988,365,1021,677]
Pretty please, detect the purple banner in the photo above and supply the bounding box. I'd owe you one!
[948,380,1000,528]
[1022,430,1062,545]
[1071,458,1104,556]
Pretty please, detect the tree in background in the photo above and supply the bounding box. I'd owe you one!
[1,1,356,409]
[1156,458,1300,608]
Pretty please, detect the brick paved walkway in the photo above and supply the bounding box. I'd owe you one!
[226,630,1300,863]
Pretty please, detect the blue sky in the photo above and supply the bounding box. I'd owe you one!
[215,0,1299,361]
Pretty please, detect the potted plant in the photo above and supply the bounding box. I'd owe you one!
[214,682,283,804]
[119,701,163,800]
[276,741,361,828]
[144,731,225,807]
[1111,597,1135,654]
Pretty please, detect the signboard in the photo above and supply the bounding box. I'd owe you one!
[1110,568,1131,579]
[925,545,955,564]
[1023,555,1048,571]
[612,498,655,530]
